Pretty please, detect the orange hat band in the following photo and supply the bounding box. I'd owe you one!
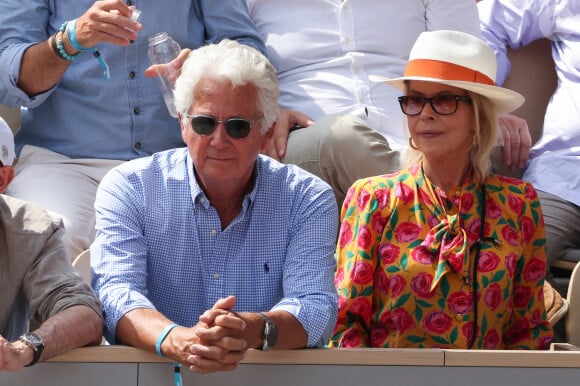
[404,59,495,86]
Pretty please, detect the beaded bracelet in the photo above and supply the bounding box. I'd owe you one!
[56,21,81,61]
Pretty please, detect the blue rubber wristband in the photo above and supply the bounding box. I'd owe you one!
[67,19,88,51]
[155,323,179,358]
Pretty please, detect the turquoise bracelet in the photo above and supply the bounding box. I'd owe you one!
[155,323,179,358]
[53,21,81,61]
[56,33,81,61]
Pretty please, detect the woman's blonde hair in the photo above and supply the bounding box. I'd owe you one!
[402,89,498,184]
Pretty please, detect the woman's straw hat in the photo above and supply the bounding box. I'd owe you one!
[369,30,524,113]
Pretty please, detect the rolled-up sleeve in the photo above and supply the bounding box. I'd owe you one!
[272,182,339,347]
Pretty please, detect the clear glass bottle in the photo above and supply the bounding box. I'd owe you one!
[148,32,181,118]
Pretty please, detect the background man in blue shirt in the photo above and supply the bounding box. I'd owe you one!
[91,40,338,374]
[0,0,265,259]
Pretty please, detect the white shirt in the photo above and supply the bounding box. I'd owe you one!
[247,0,480,148]
[479,0,580,206]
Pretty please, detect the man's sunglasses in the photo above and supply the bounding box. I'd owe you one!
[184,114,260,139]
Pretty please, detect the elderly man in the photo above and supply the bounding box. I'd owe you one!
[0,117,102,371]
[91,40,338,374]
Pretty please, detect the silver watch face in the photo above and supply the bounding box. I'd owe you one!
[21,333,44,348]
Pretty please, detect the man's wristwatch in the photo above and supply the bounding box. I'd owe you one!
[258,312,278,351]
[19,332,45,367]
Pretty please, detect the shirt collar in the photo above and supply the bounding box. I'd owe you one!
[186,151,262,210]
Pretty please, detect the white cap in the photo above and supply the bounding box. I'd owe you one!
[0,117,15,166]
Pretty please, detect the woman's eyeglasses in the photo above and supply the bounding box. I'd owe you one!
[398,94,472,116]
[184,114,261,139]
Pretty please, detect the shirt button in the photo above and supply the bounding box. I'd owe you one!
[133,106,140,115]
[213,273,220,279]
[211,229,217,236]
[129,71,136,79]
[341,36,350,44]
[134,142,141,149]
[200,197,206,204]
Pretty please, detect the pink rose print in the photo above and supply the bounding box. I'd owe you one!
[483,329,500,349]
[389,275,407,297]
[504,318,531,346]
[423,311,453,335]
[411,246,434,265]
[524,185,538,200]
[375,269,390,295]
[394,182,414,205]
[513,284,532,309]
[427,214,439,228]
[357,225,373,249]
[531,309,543,326]
[501,225,520,246]
[343,186,355,209]
[484,283,501,311]
[520,216,535,244]
[339,221,353,248]
[336,296,348,324]
[371,212,388,234]
[448,291,473,315]
[334,267,345,288]
[375,188,390,209]
[446,252,463,273]
[349,297,372,320]
[357,188,371,211]
[508,195,524,216]
[381,308,416,334]
[341,329,363,348]
[467,219,491,243]
[505,253,517,278]
[418,187,434,206]
[478,251,500,272]
[350,260,374,285]
[462,322,474,342]
[370,325,389,347]
[461,192,474,211]
[537,335,553,350]
[395,221,422,243]
[524,257,547,282]
[411,272,435,299]
[379,243,400,265]
[486,198,502,220]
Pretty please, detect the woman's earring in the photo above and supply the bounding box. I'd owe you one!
[409,137,419,150]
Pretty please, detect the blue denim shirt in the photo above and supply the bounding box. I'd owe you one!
[0,0,265,160]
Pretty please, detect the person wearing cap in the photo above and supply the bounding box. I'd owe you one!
[91,40,338,374]
[329,30,552,349]
[478,0,580,276]
[0,117,103,371]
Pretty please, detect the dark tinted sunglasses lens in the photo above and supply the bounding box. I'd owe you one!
[191,116,216,135]
[226,119,251,138]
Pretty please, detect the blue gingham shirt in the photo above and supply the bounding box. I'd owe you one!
[91,149,338,346]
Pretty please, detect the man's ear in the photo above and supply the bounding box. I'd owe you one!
[0,166,15,194]
[260,120,276,152]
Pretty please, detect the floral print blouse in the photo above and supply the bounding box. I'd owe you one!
[329,164,553,349]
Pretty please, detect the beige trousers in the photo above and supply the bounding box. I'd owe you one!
[6,145,124,260]
[283,114,401,209]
